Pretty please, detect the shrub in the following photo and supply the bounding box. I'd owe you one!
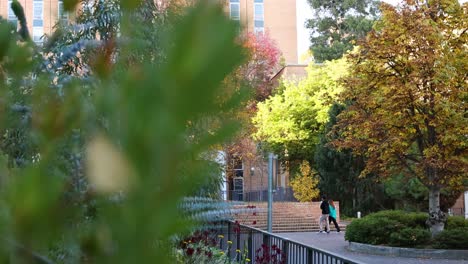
[345,217,403,245]
[388,228,431,247]
[433,228,468,249]
[407,213,428,228]
[369,210,427,228]
[446,216,468,230]
[346,210,430,246]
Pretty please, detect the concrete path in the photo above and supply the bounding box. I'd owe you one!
[278,231,468,264]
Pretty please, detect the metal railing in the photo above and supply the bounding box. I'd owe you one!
[217,221,362,264]
[448,207,465,217]
[222,187,297,202]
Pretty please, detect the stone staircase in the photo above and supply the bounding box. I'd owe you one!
[233,202,346,233]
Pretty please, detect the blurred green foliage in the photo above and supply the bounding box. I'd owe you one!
[0,0,246,263]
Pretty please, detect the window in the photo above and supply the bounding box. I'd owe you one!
[232,156,243,177]
[8,0,18,28]
[58,0,69,23]
[254,0,264,34]
[33,0,43,43]
[229,0,240,21]
[33,27,44,42]
[33,0,43,20]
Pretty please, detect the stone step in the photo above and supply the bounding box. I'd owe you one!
[232,202,343,233]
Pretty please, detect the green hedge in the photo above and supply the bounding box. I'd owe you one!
[388,228,431,247]
[446,216,468,229]
[345,210,468,249]
[434,228,468,249]
[345,210,427,245]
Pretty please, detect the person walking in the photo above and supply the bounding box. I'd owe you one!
[319,196,330,233]
[328,199,341,232]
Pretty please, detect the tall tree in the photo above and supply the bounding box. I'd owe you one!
[253,58,348,161]
[240,32,282,102]
[333,0,468,235]
[223,32,281,183]
[306,0,380,62]
[315,104,393,216]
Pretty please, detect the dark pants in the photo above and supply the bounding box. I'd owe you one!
[329,216,340,232]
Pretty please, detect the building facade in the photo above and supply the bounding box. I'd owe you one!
[0,0,68,43]
[223,0,300,201]
[450,190,468,219]
[225,0,298,64]
[1,0,299,64]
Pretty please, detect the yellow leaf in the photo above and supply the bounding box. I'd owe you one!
[86,135,136,193]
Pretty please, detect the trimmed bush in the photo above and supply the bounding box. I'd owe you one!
[346,210,468,249]
[388,227,431,247]
[433,228,468,249]
[446,216,468,230]
[345,217,403,245]
[369,210,427,228]
[407,213,428,228]
[346,210,428,246]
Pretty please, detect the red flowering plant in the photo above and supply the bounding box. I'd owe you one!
[255,244,286,264]
[175,230,252,264]
[175,229,223,263]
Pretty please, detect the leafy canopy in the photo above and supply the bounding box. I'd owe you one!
[333,0,468,232]
[253,58,349,161]
[306,0,380,62]
[334,0,467,187]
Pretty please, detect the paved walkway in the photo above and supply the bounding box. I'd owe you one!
[278,231,468,264]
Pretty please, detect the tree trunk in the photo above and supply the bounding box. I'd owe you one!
[426,186,446,237]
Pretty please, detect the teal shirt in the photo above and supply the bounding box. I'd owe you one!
[329,205,337,218]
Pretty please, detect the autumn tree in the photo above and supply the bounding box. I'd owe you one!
[240,32,282,102]
[306,0,380,62]
[289,161,320,202]
[223,32,281,181]
[333,0,468,235]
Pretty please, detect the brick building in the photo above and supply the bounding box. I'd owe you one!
[450,190,468,219]
[222,0,304,201]
[1,0,299,64]
[0,0,69,43]
[224,0,298,64]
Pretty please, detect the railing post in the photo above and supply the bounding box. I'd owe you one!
[307,248,313,264]
[267,153,274,233]
[227,222,231,259]
[248,229,253,262]
[283,240,289,264]
[262,233,269,248]
[236,228,241,262]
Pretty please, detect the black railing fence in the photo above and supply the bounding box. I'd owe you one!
[223,187,297,202]
[217,221,362,264]
[448,207,465,217]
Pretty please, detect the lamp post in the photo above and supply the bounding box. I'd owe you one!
[267,153,274,233]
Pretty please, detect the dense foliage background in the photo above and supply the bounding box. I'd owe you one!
[1,0,251,262]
